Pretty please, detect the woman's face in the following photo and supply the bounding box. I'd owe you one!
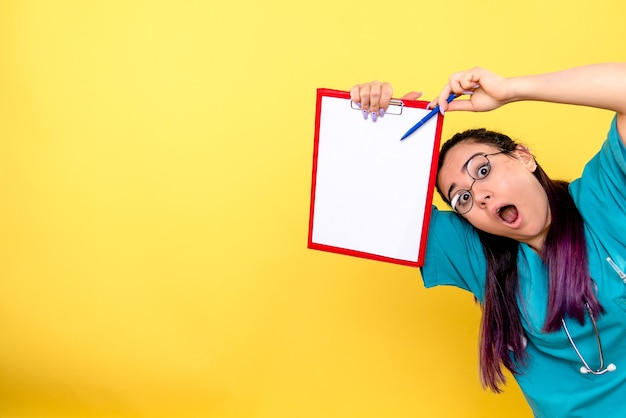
[437,141,551,251]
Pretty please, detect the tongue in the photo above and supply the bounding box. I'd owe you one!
[499,205,519,223]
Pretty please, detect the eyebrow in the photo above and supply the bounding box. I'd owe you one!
[446,152,484,201]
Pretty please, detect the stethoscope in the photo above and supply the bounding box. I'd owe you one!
[561,302,617,375]
[558,256,626,375]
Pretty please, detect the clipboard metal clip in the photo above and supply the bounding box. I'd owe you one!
[350,99,404,115]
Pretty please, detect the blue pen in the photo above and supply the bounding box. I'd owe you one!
[400,93,457,141]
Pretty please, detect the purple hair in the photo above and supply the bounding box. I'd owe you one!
[437,128,604,392]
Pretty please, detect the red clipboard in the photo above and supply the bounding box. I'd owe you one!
[308,88,444,267]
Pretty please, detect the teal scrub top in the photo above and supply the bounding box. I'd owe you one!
[420,116,626,418]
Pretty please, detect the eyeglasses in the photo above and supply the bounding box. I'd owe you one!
[450,151,506,215]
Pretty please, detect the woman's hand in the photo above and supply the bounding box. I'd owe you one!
[432,67,512,114]
[349,81,422,120]
[349,68,510,120]
[437,64,626,139]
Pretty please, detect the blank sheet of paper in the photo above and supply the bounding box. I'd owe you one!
[308,89,444,267]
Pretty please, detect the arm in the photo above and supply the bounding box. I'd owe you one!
[436,63,626,143]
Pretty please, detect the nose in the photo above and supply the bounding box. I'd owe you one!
[471,183,491,208]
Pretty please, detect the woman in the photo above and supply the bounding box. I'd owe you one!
[350,64,626,417]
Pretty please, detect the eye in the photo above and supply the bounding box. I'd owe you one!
[451,190,472,213]
[474,163,491,179]
[459,190,472,204]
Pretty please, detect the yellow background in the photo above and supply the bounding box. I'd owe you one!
[0,1,624,417]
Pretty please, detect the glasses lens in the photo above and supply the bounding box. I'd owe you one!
[467,155,491,180]
[451,189,473,214]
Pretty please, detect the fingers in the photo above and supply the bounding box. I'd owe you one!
[350,82,427,120]
[351,67,502,117]
[377,85,393,115]
[431,67,485,113]
[451,68,484,93]
[434,85,454,112]
[446,99,477,112]
[432,89,480,113]
[400,91,423,101]
[349,81,393,120]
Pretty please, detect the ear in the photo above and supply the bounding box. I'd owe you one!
[515,145,538,172]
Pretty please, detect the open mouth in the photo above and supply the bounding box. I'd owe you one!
[497,205,519,224]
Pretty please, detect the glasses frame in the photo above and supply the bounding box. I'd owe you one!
[450,151,507,215]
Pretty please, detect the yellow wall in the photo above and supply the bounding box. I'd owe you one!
[0,1,623,417]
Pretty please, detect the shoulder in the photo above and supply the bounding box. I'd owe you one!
[571,115,626,192]
[420,207,487,298]
[570,115,626,243]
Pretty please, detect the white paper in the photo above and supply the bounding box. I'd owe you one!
[310,94,440,265]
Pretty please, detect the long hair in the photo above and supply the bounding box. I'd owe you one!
[436,128,604,392]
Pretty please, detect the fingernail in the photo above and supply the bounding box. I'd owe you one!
[462,90,474,95]
[356,102,361,109]
[439,107,445,115]
[378,108,385,117]
[371,112,377,122]
[362,110,368,120]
